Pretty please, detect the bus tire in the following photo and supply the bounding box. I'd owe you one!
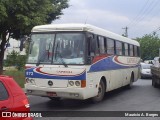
[49,97,61,101]
[126,73,134,89]
[92,80,105,103]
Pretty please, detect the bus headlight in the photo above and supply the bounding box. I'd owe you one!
[25,78,35,85]
[68,81,74,86]
[30,79,35,84]
[68,80,83,87]
[25,78,30,83]
[75,81,81,86]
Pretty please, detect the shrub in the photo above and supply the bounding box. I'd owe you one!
[5,50,27,70]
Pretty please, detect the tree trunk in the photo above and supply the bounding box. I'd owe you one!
[0,32,7,74]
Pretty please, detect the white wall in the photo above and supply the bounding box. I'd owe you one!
[4,38,26,60]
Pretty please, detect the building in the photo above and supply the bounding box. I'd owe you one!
[4,38,26,60]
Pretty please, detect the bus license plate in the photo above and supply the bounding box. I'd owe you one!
[47,92,57,97]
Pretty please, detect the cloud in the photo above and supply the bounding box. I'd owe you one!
[54,8,130,35]
[53,0,160,38]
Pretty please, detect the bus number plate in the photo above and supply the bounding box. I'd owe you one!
[47,92,57,97]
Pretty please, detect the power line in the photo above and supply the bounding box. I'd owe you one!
[131,0,160,28]
[127,0,160,37]
[128,0,160,28]
[127,0,150,27]
[149,27,160,35]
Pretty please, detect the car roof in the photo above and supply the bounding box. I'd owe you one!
[140,63,152,67]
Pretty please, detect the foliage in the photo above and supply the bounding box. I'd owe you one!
[3,69,25,88]
[5,50,19,66]
[5,50,27,70]
[16,55,27,70]
[0,0,69,74]
[137,34,160,61]
[0,0,69,37]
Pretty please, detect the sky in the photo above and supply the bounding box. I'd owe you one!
[53,0,160,39]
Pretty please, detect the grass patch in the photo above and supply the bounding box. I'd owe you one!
[3,69,25,88]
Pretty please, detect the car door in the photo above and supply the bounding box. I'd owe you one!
[0,81,13,112]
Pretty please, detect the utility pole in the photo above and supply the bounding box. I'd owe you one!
[122,26,128,37]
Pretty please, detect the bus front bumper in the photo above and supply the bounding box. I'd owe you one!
[25,85,90,100]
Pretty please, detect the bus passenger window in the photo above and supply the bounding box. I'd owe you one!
[134,46,138,56]
[124,43,129,56]
[122,43,125,55]
[107,39,114,54]
[130,45,134,56]
[115,41,122,55]
[98,36,105,54]
[137,46,140,57]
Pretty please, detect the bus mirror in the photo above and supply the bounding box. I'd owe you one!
[20,35,30,51]
[90,39,96,53]
[87,35,96,56]
[20,37,25,51]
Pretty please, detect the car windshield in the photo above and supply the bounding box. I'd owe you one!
[141,64,152,69]
[27,33,85,65]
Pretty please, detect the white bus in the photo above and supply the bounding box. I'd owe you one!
[24,24,140,102]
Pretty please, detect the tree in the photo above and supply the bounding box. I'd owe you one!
[0,0,69,74]
[137,34,160,61]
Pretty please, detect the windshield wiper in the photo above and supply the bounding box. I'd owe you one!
[36,51,47,66]
[55,42,68,68]
[56,52,68,67]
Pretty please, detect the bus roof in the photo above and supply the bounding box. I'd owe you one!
[32,23,139,46]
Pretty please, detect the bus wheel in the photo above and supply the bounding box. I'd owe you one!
[92,80,105,103]
[126,73,134,89]
[49,97,61,101]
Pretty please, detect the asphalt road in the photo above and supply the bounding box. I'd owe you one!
[28,79,160,120]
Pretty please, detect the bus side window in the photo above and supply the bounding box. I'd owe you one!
[115,41,122,55]
[130,44,134,56]
[87,33,95,56]
[107,39,114,55]
[133,45,135,56]
[137,46,140,57]
[104,38,107,53]
[122,43,125,56]
[124,43,129,56]
[128,44,130,56]
[97,36,105,54]
[134,45,138,56]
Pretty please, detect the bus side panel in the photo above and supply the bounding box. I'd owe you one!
[86,70,111,95]
[88,55,140,91]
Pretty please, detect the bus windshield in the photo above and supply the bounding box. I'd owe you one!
[27,33,85,65]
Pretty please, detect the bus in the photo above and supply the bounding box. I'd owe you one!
[24,23,140,102]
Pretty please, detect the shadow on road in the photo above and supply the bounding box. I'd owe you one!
[30,79,157,112]
[30,85,141,111]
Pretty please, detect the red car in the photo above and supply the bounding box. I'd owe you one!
[0,75,32,120]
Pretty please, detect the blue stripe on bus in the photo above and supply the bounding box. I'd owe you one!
[25,68,86,80]
[89,56,139,72]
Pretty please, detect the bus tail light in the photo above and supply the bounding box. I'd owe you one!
[81,80,86,88]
